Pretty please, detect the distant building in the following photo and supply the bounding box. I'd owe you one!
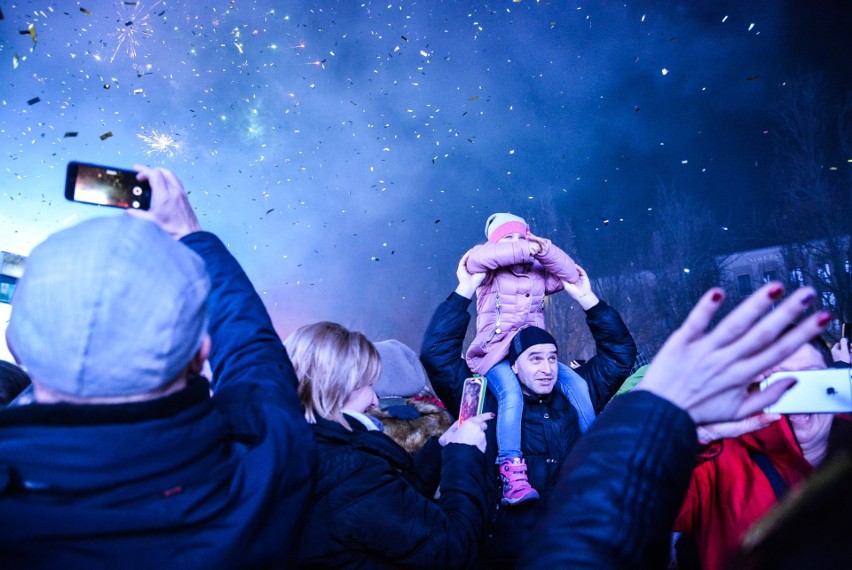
[718,245,786,301]
[718,237,851,337]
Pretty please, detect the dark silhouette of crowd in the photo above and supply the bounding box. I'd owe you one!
[0,166,848,569]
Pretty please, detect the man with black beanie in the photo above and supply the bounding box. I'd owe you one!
[421,252,636,568]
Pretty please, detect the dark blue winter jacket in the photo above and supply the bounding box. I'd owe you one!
[0,231,316,568]
[298,415,490,569]
[522,391,697,569]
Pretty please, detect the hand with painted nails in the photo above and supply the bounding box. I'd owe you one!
[636,282,830,425]
[439,412,494,453]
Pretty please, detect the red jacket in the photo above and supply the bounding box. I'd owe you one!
[674,418,814,570]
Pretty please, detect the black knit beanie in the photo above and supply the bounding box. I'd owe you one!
[508,326,558,365]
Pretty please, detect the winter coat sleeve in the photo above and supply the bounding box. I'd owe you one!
[577,300,638,413]
[333,443,490,569]
[534,238,580,292]
[523,391,698,570]
[420,292,476,419]
[407,437,443,498]
[180,232,308,423]
[465,241,531,273]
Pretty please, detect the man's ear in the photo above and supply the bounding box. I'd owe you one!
[511,362,518,375]
[188,334,211,375]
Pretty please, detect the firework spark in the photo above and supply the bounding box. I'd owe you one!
[110,0,164,63]
[137,130,182,156]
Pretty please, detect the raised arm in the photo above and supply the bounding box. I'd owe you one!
[566,266,637,411]
[421,252,486,417]
[465,241,531,273]
[130,166,300,404]
[528,233,580,290]
[524,283,829,568]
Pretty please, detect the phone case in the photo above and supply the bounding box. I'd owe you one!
[762,368,852,414]
[458,375,487,424]
[65,161,151,210]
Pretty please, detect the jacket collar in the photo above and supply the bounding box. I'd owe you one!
[311,416,413,472]
[0,376,226,495]
[0,375,210,427]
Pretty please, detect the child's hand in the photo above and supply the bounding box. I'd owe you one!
[527,233,546,256]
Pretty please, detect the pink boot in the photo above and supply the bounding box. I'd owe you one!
[499,457,540,506]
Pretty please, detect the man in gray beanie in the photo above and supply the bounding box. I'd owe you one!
[0,165,315,567]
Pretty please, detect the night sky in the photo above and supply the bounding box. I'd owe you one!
[1,1,850,358]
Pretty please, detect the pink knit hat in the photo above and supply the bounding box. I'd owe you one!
[485,213,528,243]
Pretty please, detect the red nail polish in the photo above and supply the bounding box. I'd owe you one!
[768,285,783,300]
[711,291,723,302]
[817,312,831,327]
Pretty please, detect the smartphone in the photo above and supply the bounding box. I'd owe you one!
[65,161,151,210]
[458,375,487,424]
[761,368,852,414]
[842,323,851,340]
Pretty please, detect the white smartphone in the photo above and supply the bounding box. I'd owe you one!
[761,368,852,414]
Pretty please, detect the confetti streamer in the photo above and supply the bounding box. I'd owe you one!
[27,97,40,105]
[80,7,93,16]
[64,132,79,138]
[100,131,114,140]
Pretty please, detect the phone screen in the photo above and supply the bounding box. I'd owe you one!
[65,161,151,210]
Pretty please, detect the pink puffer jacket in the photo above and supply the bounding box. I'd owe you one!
[464,239,578,375]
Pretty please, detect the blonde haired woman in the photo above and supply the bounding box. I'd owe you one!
[287,322,493,569]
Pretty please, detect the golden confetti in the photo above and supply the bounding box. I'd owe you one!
[80,7,93,16]
[100,131,114,140]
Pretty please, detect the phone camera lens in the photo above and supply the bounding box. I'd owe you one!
[131,200,141,209]
[132,186,143,196]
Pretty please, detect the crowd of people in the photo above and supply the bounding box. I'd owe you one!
[0,165,848,569]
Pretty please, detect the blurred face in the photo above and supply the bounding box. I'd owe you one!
[342,382,378,414]
[512,343,558,396]
[757,343,833,450]
[499,232,527,243]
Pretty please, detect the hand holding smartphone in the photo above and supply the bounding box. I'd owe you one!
[459,375,487,424]
[65,161,151,210]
